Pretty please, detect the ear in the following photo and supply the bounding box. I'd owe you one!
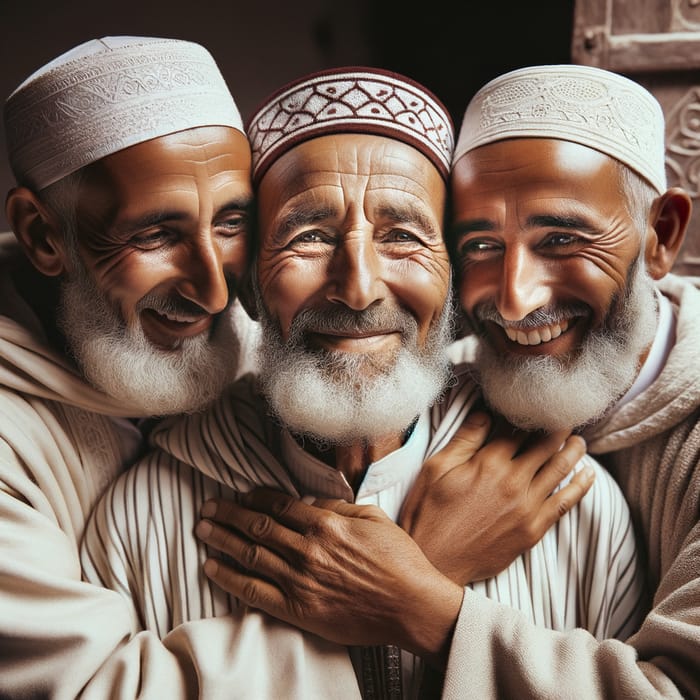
[5,187,68,276]
[645,187,692,279]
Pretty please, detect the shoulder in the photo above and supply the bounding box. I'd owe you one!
[148,373,275,469]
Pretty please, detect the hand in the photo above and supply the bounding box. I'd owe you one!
[195,489,463,666]
[399,411,594,584]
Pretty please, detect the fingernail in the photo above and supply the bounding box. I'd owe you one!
[203,559,219,577]
[195,520,212,538]
[201,500,217,518]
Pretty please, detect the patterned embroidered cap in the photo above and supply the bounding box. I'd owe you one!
[454,64,667,193]
[4,36,244,191]
[246,67,454,184]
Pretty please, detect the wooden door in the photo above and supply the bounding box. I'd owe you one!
[572,0,700,276]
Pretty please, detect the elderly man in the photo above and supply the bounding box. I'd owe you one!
[441,63,700,698]
[0,35,266,697]
[82,67,643,699]
[203,65,700,698]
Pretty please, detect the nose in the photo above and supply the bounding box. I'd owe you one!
[326,235,385,311]
[175,236,229,314]
[496,246,552,321]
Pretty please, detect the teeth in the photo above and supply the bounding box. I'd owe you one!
[159,311,200,323]
[504,319,570,346]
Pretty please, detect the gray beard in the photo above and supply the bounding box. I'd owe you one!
[473,255,659,432]
[256,290,456,447]
[57,259,240,416]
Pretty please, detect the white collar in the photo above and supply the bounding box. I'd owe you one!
[279,411,430,505]
[615,288,675,408]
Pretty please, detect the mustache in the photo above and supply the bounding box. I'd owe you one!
[287,305,418,345]
[136,276,239,318]
[474,301,591,330]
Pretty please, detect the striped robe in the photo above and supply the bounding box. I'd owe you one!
[82,364,644,699]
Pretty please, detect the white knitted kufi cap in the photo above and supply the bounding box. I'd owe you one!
[246,67,454,184]
[4,36,244,190]
[454,64,667,193]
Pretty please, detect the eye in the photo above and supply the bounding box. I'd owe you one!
[456,236,502,260]
[539,232,582,252]
[130,230,176,250]
[287,229,334,249]
[386,228,420,243]
[217,211,249,237]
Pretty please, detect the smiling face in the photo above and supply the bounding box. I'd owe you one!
[253,133,454,444]
[70,125,252,349]
[55,125,253,414]
[451,138,660,430]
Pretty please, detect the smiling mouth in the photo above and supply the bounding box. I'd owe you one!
[503,319,572,346]
[142,308,213,341]
[307,330,400,352]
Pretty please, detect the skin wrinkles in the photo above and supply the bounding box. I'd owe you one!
[68,125,252,348]
[452,139,644,355]
[256,132,449,350]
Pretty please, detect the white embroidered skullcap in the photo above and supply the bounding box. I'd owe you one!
[4,36,244,191]
[454,64,667,193]
[246,66,454,184]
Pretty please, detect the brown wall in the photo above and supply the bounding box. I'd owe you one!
[0,0,575,230]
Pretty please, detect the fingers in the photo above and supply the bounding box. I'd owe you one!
[202,557,288,616]
[441,411,492,460]
[534,462,596,533]
[198,493,305,559]
[196,518,289,579]
[203,488,326,534]
[404,411,493,492]
[530,435,587,497]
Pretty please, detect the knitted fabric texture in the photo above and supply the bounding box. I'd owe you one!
[454,64,667,193]
[246,67,454,184]
[4,36,244,190]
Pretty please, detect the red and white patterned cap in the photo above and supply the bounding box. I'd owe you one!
[246,67,454,184]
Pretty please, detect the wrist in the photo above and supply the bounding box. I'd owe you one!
[401,575,464,669]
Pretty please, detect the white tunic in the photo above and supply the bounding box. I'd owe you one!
[82,364,645,699]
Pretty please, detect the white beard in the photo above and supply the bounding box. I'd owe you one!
[57,260,240,416]
[257,292,455,446]
[473,256,659,432]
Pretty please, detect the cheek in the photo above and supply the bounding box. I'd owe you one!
[393,257,450,334]
[221,236,250,279]
[258,257,327,332]
[96,256,171,317]
[456,262,497,314]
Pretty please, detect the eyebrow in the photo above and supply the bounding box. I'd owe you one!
[375,204,440,239]
[451,218,495,236]
[272,204,337,245]
[452,214,599,236]
[525,214,598,233]
[217,195,254,216]
[111,196,253,236]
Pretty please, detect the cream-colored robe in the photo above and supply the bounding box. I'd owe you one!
[0,232,355,699]
[443,274,700,699]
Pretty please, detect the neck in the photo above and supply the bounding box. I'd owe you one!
[304,432,405,493]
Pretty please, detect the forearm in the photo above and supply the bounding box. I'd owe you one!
[397,576,465,668]
[443,590,693,699]
[1,497,360,699]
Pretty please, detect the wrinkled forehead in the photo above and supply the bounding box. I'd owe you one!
[257,133,447,238]
[452,137,621,190]
[265,133,443,183]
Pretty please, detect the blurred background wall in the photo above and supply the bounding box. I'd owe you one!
[0,0,575,230]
